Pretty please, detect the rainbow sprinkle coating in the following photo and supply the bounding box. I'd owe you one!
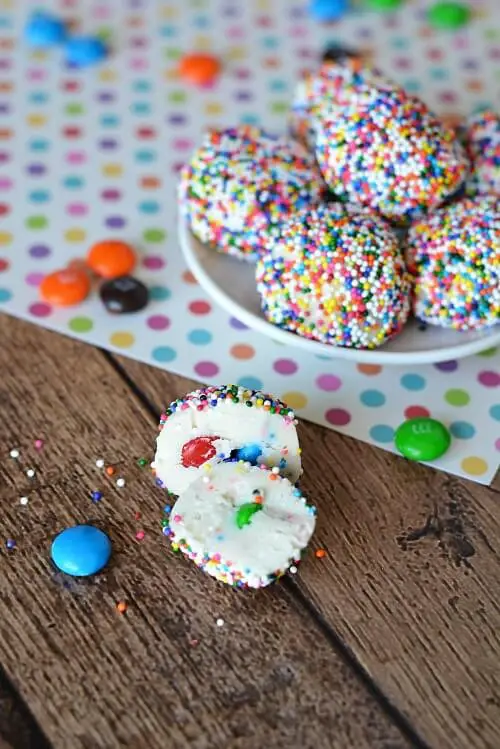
[464,109,500,198]
[295,58,468,222]
[179,125,325,261]
[406,197,500,331]
[256,204,411,349]
[165,464,316,589]
[159,384,297,430]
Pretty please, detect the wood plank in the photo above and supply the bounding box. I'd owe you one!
[0,316,411,749]
[0,669,50,749]
[117,356,500,749]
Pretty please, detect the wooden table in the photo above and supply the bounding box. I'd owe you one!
[1,314,499,749]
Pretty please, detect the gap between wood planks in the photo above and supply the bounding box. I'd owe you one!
[0,316,415,749]
[113,353,500,749]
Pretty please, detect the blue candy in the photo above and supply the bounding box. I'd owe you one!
[235,443,263,465]
[65,36,107,67]
[309,0,349,21]
[24,12,66,48]
[51,525,112,576]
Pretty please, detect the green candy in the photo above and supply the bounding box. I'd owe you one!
[395,417,451,462]
[236,502,263,529]
[364,0,404,10]
[427,1,471,29]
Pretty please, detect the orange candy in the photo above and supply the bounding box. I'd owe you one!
[39,268,91,306]
[178,53,221,86]
[87,239,136,279]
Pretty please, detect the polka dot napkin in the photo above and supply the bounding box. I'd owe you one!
[0,0,499,484]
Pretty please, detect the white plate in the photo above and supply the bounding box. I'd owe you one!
[179,216,500,365]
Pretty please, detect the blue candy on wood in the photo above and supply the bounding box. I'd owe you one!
[51,525,112,576]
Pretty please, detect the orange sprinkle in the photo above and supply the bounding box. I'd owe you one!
[269,474,277,481]
[105,466,115,476]
[315,549,327,559]
[116,601,127,614]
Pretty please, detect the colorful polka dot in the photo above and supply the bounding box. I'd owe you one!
[273,359,298,375]
[110,332,135,348]
[142,255,166,270]
[404,405,430,419]
[316,374,342,391]
[490,405,500,421]
[435,360,458,372]
[282,391,308,410]
[29,302,51,317]
[189,300,211,315]
[152,346,177,363]
[369,424,395,443]
[445,389,471,407]
[69,316,94,333]
[325,408,351,427]
[194,361,219,377]
[0,288,12,303]
[360,390,386,407]
[147,314,170,330]
[400,373,426,391]
[450,421,475,440]
[230,344,255,360]
[357,364,382,376]
[478,371,500,388]
[237,376,263,390]
[461,457,488,476]
[188,329,212,345]
[149,285,171,301]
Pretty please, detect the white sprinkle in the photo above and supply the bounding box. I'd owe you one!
[19,496,29,506]
[216,618,224,627]
[9,449,19,459]
[271,466,280,474]
[95,458,105,469]
[202,476,210,484]
[26,468,35,478]
[289,566,298,574]
[116,477,126,488]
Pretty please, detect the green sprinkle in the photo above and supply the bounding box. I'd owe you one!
[137,458,148,467]
[236,502,263,529]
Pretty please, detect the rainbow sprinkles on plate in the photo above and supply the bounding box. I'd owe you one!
[154,385,316,588]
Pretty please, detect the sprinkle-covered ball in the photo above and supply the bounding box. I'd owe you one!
[256,204,411,349]
[464,109,500,198]
[406,197,500,330]
[179,126,325,261]
[294,58,468,221]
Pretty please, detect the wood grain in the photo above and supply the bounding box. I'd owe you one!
[0,316,411,749]
[117,356,500,749]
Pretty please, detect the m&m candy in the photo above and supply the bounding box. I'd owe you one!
[51,525,112,577]
[65,36,108,67]
[178,53,221,86]
[99,275,149,313]
[309,0,349,21]
[24,11,67,48]
[87,240,136,279]
[39,268,90,306]
[394,417,451,462]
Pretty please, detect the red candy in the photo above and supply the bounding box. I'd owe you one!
[181,436,219,468]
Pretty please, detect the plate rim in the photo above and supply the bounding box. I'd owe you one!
[178,215,500,366]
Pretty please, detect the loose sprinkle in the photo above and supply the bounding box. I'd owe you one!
[116,477,126,488]
[289,565,298,574]
[5,539,16,550]
[137,458,148,467]
[34,439,44,450]
[135,530,145,541]
[90,490,103,503]
[9,448,19,459]
[19,496,29,506]
[116,601,127,614]
[105,466,115,476]
[216,618,225,627]
[95,458,105,468]
[26,468,35,479]
[315,549,327,559]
